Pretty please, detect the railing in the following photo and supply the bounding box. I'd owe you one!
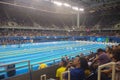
[62,70,70,80]
[30,58,61,71]
[98,62,116,80]
[40,74,46,80]
[0,60,32,80]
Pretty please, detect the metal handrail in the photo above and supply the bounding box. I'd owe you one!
[0,65,28,73]
[31,58,61,70]
[62,70,70,80]
[98,62,116,80]
[0,60,32,80]
[0,60,29,67]
[31,58,61,67]
[40,74,46,80]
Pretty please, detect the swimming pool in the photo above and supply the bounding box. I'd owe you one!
[0,41,110,76]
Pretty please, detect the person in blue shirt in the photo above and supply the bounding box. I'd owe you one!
[64,56,85,80]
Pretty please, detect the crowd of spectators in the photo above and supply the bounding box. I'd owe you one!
[0,29,119,45]
[0,7,120,39]
[0,29,119,37]
[87,31,120,37]
[54,44,120,80]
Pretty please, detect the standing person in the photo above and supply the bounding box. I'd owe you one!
[56,60,67,80]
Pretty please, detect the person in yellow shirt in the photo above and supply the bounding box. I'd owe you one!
[38,63,47,69]
[56,60,67,80]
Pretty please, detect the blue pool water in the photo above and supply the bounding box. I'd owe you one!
[0,41,109,76]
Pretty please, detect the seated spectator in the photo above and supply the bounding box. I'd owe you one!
[38,63,47,69]
[63,56,85,80]
[112,45,118,50]
[80,57,91,77]
[114,49,120,80]
[101,48,120,80]
[56,60,67,80]
[90,49,111,73]
[105,46,113,59]
[65,61,74,71]
[93,48,111,65]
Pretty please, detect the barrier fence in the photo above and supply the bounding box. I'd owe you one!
[0,60,32,80]
[40,74,46,80]
[0,52,79,80]
[98,62,116,80]
[62,70,70,80]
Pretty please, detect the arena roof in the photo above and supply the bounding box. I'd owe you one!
[0,0,120,14]
[0,0,120,30]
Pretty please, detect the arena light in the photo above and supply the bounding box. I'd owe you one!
[72,6,79,11]
[63,3,71,7]
[79,8,84,11]
[34,0,39,2]
[44,0,49,1]
[72,27,75,30]
[52,1,63,6]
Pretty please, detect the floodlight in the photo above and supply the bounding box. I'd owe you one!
[34,0,39,2]
[53,1,62,6]
[44,0,49,1]
[79,8,84,11]
[72,6,79,11]
[63,3,71,7]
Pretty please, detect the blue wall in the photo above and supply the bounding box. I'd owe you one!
[0,36,120,43]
